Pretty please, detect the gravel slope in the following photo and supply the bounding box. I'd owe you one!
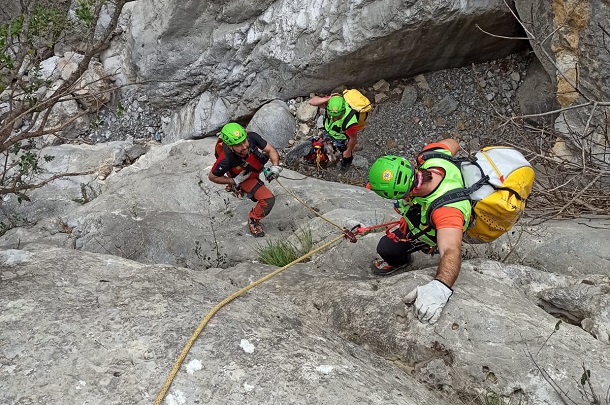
[295,50,532,186]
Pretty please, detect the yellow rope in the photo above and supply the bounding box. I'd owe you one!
[316,150,324,172]
[275,178,345,231]
[153,233,346,405]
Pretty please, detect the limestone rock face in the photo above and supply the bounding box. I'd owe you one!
[0,245,451,405]
[2,139,609,277]
[2,244,610,405]
[27,54,115,140]
[515,57,560,128]
[121,0,525,136]
[1,137,610,404]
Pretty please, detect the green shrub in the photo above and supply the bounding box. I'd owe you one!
[256,228,313,267]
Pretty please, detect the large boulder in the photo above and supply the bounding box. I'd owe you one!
[246,99,296,150]
[0,140,143,224]
[515,57,560,128]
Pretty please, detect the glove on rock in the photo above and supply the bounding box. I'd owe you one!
[404,279,453,324]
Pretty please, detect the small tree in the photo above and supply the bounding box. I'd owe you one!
[0,0,132,201]
[476,0,610,222]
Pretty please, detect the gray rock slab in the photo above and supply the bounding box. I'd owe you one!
[207,258,610,405]
[0,141,134,222]
[463,217,610,277]
[0,139,385,270]
[0,244,450,405]
[2,139,608,282]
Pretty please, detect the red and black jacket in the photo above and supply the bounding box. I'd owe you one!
[211,131,269,178]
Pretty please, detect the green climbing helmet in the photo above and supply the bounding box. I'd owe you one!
[327,95,346,117]
[219,122,247,146]
[368,155,416,199]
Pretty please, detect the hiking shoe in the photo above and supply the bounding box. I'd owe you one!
[371,257,412,276]
[340,156,353,171]
[249,219,265,237]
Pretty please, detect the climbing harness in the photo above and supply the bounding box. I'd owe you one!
[245,179,264,200]
[154,175,394,404]
[225,184,245,198]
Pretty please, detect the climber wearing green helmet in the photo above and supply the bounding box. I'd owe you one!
[308,93,360,170]
[209,122,282,237]
[367,138,471,325]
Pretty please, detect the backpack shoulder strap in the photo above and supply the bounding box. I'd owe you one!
[214,139,224,158]
[418,150,466,166]
[404,188,473,243]
[420,150,491,193]
[424,188,472,229]
[341,109,358,132]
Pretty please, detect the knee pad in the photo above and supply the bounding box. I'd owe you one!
[261,196,275,217]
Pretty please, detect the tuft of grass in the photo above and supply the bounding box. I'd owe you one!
[255,227,313,266]
[458,386,524,405]
[475,390,523,405]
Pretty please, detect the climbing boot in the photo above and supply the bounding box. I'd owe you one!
[340,155,353,171]
[371,254,413,276]
[249,219,265,237]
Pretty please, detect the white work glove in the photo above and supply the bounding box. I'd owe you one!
[266,165,282,181]
[404,279,453,324]
[270,165,282,176]
[232,170,249,187]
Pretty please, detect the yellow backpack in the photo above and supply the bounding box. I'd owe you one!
[421,146,535,243]
[342,89,372,131]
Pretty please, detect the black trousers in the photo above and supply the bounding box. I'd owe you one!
[376,229,433,267]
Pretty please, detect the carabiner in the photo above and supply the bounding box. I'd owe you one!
[342,228,358,243]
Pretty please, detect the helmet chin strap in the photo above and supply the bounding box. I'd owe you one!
[410,168,444,195]
[411,170,424,193]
